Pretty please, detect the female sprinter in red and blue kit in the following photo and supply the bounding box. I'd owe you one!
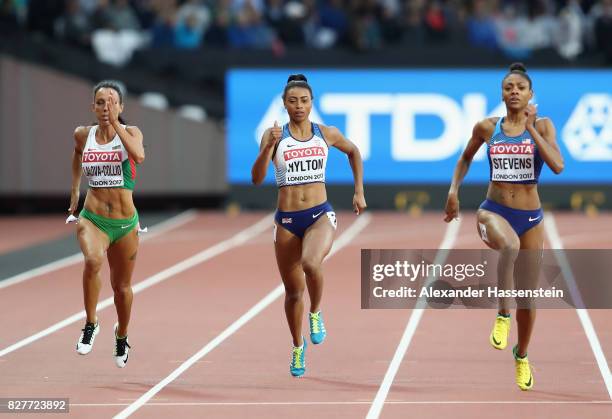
[252,74,366,377]
[445,63,563,390]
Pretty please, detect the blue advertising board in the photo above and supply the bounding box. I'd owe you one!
[227,69,612,184]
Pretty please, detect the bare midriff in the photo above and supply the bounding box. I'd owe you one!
[486,182,540,210]
[277,183,327,211]
[83,188,136,219]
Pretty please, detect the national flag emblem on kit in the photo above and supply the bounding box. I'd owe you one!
[282,218,292,224]
[522,139,531,144]
[112,145,121,150]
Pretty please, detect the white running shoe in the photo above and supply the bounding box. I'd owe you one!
[113,322,131,368]
[76,322,99,355]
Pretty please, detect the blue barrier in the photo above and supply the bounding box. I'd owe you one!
[227,69,612,184]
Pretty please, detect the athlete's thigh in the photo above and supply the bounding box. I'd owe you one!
[77,218,110,258]
[274,224,304,286]
[302,214,336,264]
[515,223,544,300]
[107,229,139,287]
[476,209,519,250]
[519,222,544,250]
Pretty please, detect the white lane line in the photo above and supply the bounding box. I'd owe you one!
[70,400,612,407]
[0,210,198,290]
[366,219,462,419]
[113,213,372,419]
[0,213,273,358]
[544,212,612,400]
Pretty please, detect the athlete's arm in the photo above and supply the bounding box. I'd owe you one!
[321,125,367,214]
[444,118,491,222]
[115,125,145,164]
[108,93,145,163]
[527,110,563,174]
[69,126,88,215]
[251,124,279,185]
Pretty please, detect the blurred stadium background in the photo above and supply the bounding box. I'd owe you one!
[1,0,611,214]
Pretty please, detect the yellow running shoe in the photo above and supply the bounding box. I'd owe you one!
[513,345,534,391]
[489,314,511,350]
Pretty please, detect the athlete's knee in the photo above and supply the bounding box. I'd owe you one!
[499,237,520,252]
[83,254,104,273]
[498,244,519,266]
[111,281,132,296]
[285,287,304,302]
[301,257,322,278]
[476,209,492,225]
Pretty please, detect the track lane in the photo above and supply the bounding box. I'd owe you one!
[381,212,612,419]
[130,213,450,418]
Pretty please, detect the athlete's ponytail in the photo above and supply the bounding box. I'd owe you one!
[503,62,532,89]
[283,73,313,100]
[93,80,128,125]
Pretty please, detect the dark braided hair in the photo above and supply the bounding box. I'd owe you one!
[282,74,313,100]
[502,62,532,89]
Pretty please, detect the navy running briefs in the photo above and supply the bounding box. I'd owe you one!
[275,202,335,238]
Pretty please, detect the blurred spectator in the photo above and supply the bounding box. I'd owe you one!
[523,0,557,50]
[92,28,147,66]
[78,0,98,15]
[108,0,141,30]
[319,0,350,44]
[2,0,611,64]
[467,0,498,49]
[264,0,285,32]
[350,0,383,51]
[90,0,114,30]
[175,12,204,48]
[228,0,275,48]
[379,0,400,16]
[151,8,177,47]
[377,0,403,44]
[423,0,448,42]
[594,0,612,61]
[176,0,211,34]
[299,0,336,49]
[444,0,468,37]
[400,1,425,44]
[275,0,308,45]
[495,4,532,58]
[91,0,146,65]
[204,0,231,46]
[132,0,159,29]
[231,0,264,16]
[54,0,91,48]
[555,0,584,59]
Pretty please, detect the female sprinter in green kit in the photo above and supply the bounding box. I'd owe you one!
[68,80,144,368]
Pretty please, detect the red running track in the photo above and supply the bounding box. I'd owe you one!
[0,211,610,419]
[0,215,71,254]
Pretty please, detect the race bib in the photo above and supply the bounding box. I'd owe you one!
[283,146,326,185]
[489,143,535,182]
[82,150,125,188]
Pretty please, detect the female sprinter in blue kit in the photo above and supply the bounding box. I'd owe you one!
[445,63,564,390]
[251,74,366,377]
